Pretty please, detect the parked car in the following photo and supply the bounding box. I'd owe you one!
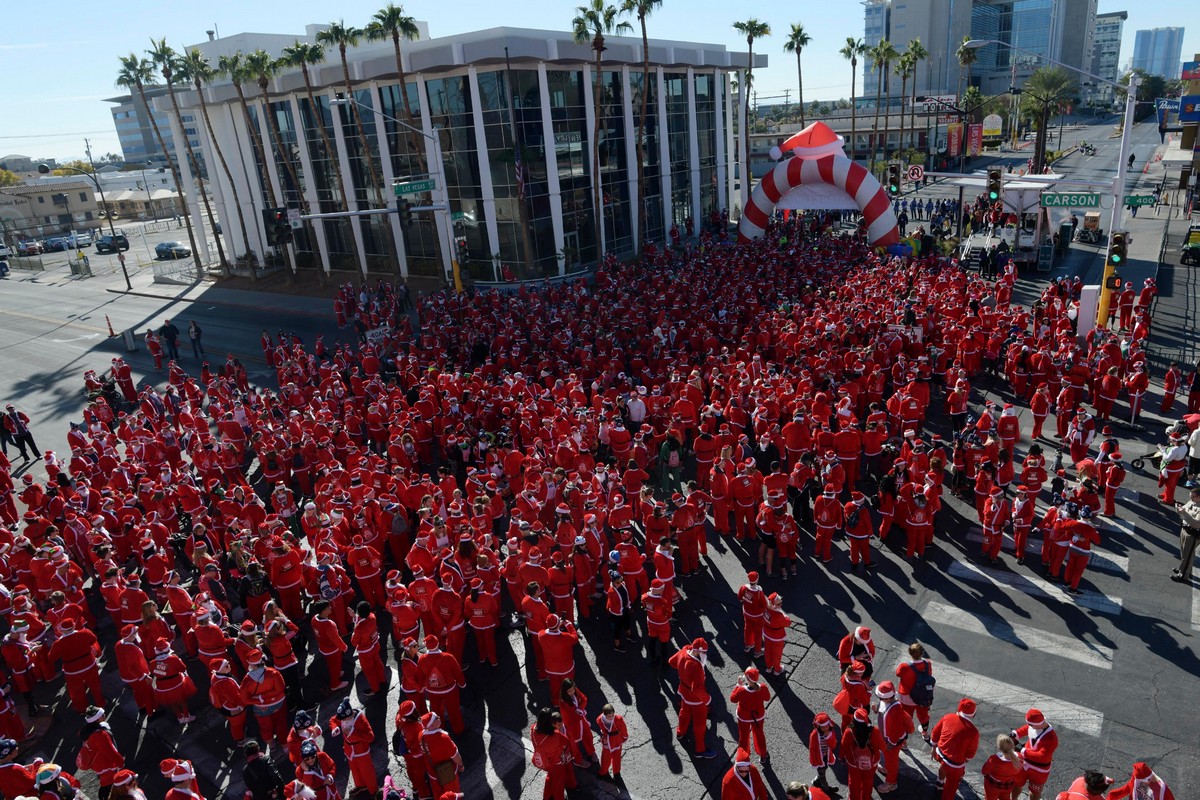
[17,241,42,256]
[72,231,94,246]
[155,241,191,259]
[0,244,9,258]
[95,233,130,253]
[43,237,70,252]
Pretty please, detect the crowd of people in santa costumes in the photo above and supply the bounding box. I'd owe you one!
[0,215,1188,800]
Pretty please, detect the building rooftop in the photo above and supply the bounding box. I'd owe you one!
[2,180,94,194]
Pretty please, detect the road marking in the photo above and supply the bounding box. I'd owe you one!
[920,601,1114,670]
[965,528,1129,574]
[948,560,1123,615]
[918,662,1105,737]
[0,307,111,334]
[1192,588,1200,633]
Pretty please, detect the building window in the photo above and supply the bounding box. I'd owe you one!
[38,197,44,204]
[79,192,87,202]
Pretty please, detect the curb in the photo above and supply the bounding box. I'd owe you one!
[104,286,330,319]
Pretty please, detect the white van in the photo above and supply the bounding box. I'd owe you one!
[0,243,10,258]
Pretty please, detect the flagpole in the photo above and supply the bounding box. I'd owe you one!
[505,46,538,278]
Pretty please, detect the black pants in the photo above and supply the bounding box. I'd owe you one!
[9,430,39,459]
[610,611,631,643]
[164,337,180,360]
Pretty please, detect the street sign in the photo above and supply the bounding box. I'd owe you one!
[1040,193,1101,208]
[1124,194,1155,207]
[451,211,467,222]
[286,207,302,230]
[393,179,437,196]
[907,165,925,182]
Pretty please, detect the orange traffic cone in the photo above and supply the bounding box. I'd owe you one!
[106,315,117,337]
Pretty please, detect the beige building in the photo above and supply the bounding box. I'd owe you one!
[0,180,100,243]
[103,187,181,221]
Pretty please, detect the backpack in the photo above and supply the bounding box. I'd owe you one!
[846,508,861,529]
[844,738,875,771]
[908,662,936,708]
[668,449,681,468]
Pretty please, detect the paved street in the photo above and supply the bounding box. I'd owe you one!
[2,151,1198,800]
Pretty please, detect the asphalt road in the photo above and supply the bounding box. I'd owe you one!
[1,152,1198,800]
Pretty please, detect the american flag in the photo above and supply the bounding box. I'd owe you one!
[514,145,525,202]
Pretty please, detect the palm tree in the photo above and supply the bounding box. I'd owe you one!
[316,22,385,209]
[178,48,256,273]
[893,50,915,159]
[365,4,424,172]
[839,37,867,162]
[868,39,898,170]
[243,49,308,220]
[905,38,928,159]
[783,23,812,129]
[732,19,771,205]
[116,54,203,271]
[280,40,362,272]
[620,0,662,248]
[956,36,978,97]
[217,52,296,275]
[573,0,632,261]
[1021,66,1076,172]
[148,38,226,274]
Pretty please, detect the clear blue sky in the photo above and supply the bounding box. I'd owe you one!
[1,0,1194,162]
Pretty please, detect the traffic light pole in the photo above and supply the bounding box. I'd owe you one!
[1096,73,1140,329]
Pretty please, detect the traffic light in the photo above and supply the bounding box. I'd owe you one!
[454,236,469,265]
[1107,232,1126,267]
[397,199,413,228]
[987,168,1002,202]
[887,164,901,196]
[262,207,291,247]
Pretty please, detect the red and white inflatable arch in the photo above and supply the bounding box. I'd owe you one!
[737,122,901,247]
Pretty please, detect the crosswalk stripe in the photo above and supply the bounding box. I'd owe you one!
[947,560,1123,615]
[920,601,1114,670]
[1192,588,1200,633]
[919,662,1105,737]
[964,528,1130,574]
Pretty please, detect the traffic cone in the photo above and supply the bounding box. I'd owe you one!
[106,315,117,337]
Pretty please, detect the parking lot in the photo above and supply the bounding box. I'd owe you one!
[5,217,216,277]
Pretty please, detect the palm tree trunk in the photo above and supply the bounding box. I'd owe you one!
[136,82,202,272]
[744,45,754,208]
[898,75,907,160]
[910,81,918,163]
[165,82,230,275]
[636,16,649,250]
[234,83,297,276]
[797,54,806,128]
[881,72,891,164]
[850,63,857,162]
[870,68,884,171]
[195,82,255,278]
[301,66,364,274]
[592,42,605,261]
[339,48,396,275]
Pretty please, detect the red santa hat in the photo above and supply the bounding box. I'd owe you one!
[744,667,760,683]
[424,634,441,651]
[853,708,870,723]
[167,760,195,782]
[734,746,753,767]
[1025,708,1046,725]
[957,698,976,717]
[1131,762,1152,780]
[874,681,896,700]
[854,626,871,643]
[690,637,708,651]
[420,711,441,730]
[746,571,760,584]
[814,712,832,726]
[545,614,561,630]
[113,770,136,787]
[245,648,265,666]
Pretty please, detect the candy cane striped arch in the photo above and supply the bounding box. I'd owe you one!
[737,154,901,247]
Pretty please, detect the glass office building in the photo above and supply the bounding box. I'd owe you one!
[174,26,758,280]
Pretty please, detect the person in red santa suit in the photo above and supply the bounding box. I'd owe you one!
[594,703,628,781]
[349,601,387,697]
[641,578,672,666]
[310,600,348,692]
[996,404,1021,456]
[842,708,885,800]
[980,733,1026,800]
[294,740,339,800]
[837,626,876,681]
[149,638,195,724]
[327,699,377,796]
[931,697,980,800]
[1055,771,1113,800]
[161,759,206,800]
[239,648,289,752]
[981,486,1011,565]
[1101,454,1125,517]
[1106,762,1174,800]
[843,491,875,572]
[1066,410,1095,466]
[419,633,466,735]
[463,578,499,666]
[420,711,464,795]
[538,614,579,701]
[1010,487,1036,564]
[392,701,431,800]
[875,681,914,793]
[720,747,768,800]
[1156,432,1188,505]
[737,571,767,656]
[729,667,770,759]
[529,706,574,800]
[207,659,246,745]
[75,706,124,800]
[1062,506,1102,595]
[1012,707,1058,800]
[812,484,843,563]
[668,637,718,759]
[806,712,839,791]
[47,618,103,712]
[761,592,790,676]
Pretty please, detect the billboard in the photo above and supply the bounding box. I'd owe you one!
[947,123,963,158]
[1183,62,1200,81]
[917,94,958,113]
[967,124,983,156]
[1181,96,1200,123]
[982,114,1003,138]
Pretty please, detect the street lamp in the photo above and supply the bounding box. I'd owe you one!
[38,162,132,291]
[329,95,456,284]
[963,38,1139,327]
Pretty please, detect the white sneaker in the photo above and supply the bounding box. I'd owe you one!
[878,783,897,793]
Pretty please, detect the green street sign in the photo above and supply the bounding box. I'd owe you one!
[393,179,436,196]
[1040,193,1101,208]
[451,211,467,221]
[1124,194,1155,207]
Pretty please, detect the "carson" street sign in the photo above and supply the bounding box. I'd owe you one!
[1040,193,1100,208]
